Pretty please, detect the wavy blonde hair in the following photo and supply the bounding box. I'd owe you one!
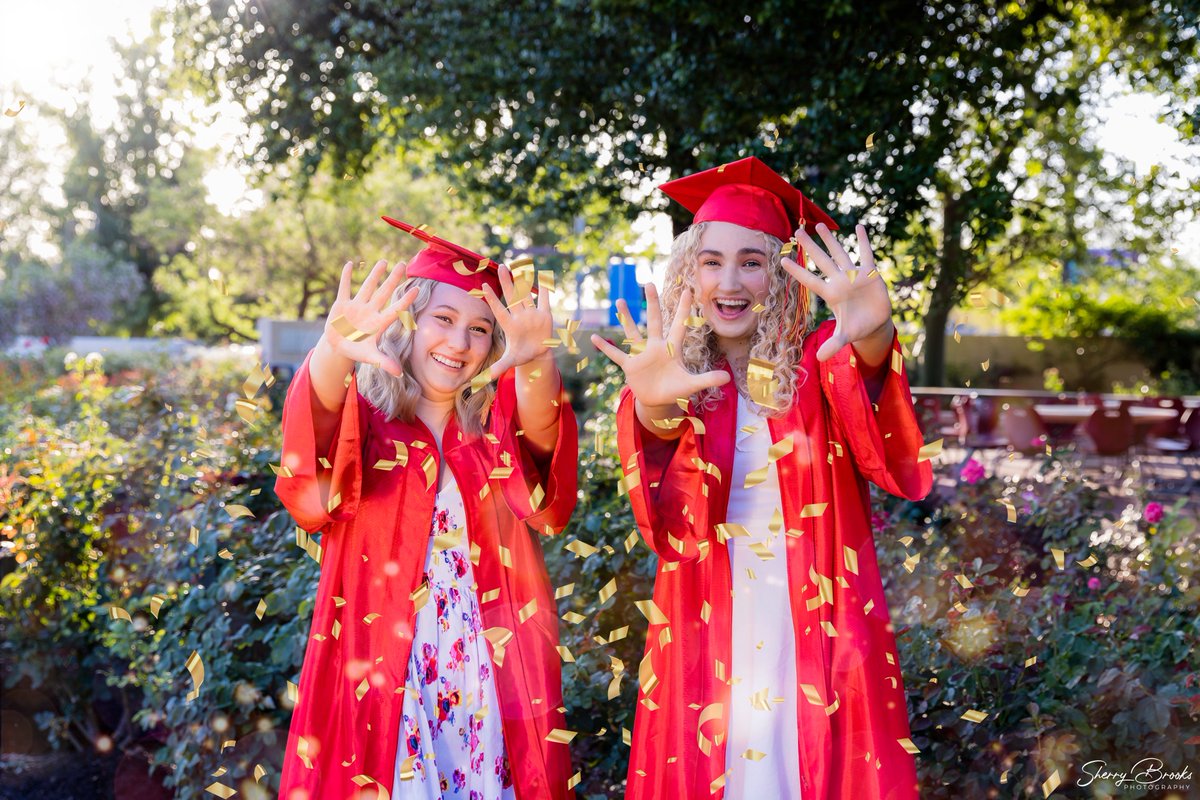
[356,277,505,437]
[660,221,814,416]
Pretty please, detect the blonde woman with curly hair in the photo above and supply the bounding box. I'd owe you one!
[276,218,578,800]
[592,157,932,800]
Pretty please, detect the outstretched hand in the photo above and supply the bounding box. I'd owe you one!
[781,223,893,362]
[481,265,556,377]
[323,259,420,376]
[590,283,730,410]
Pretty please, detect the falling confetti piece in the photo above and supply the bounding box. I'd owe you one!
[546,728,577,744]
[961,709,988,723]
[598,578,617,604]
[253,764,266,782]
[866,132,876,149]
[225,504,254,519]
[185,650,204,701]
[1042,769,1061,797]
[204,782,236,798]
[4,99,27,117]
[255,599,267,620]
[897,737,920,754]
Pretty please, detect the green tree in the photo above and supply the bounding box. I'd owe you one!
[171,0,1200,382]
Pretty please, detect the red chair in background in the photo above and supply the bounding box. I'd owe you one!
[953,395,1006,468]
[1078,404,1136,478]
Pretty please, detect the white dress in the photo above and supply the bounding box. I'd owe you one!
[723,393,803,798]
[393,475,515,799]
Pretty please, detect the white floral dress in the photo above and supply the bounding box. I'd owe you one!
[393,475,514,800]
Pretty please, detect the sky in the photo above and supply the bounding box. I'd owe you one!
[1,0,1197,265]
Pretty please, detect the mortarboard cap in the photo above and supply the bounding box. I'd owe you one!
[381,216,502,295]
[658,156,837,241]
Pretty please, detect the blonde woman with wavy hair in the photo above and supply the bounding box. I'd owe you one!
[275,219,578,800]
[592,157,933,800]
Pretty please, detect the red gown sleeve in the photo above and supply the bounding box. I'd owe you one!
[816,320,933,501]
[489,369,578,535]
[615,386,710,562]
[274,350,369,532]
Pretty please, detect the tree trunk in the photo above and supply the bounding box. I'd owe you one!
[920,192,965,387]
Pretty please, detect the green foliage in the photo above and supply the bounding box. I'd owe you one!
[875,457,1199,797]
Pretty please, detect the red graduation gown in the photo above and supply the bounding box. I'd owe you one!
[274,352,578,800]
[617,320,932,800]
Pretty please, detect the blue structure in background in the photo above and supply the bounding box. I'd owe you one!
[607,259,645,326]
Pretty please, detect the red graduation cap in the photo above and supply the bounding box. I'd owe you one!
[381,216,502,295]
[658,156,837,241]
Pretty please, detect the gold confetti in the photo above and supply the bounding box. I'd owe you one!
[149,595,165,618]
[4,99,27,117]
[565,539,599,559]
[567,771,581,791]
[217,548,234,560]
[903,552,920,572]
[800,503,828,518]
[204,782,236,798]
[554,583,574,600]
[433,526,464,552]
[742,749,767,761]
[1025,656,1037,667]
[351,774,391,800]
[1077,553,1098,568]
[897,737,920,754]
[480,588,500,603]
[185,650,204,701]
[623,529,640,553]
[225,504,254,519]
[955,574,974,589]
[546,728,577,744]
[961,709,988,723]
[108,606,132,622]
[598,578,617,604]
[1050,548,1065,569]
[327,491,342,513]
[562,611,587,624]
[843,544,860,575]
[998,499,1017,523]
[397,754,416,781]
[518,599,538,623]
[917,438,943,462]
[1042,769,1061,797]
[556,645,575,663]
[363,612,381,625]
[634,599,668,625]
[253,764,266,782]
[255,599,267,620]
[330,314,372,342]
[410,583,430,614]
[866,132,876,149]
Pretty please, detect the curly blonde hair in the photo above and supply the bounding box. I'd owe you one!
[356,277,505,437]
[660,221,814,416]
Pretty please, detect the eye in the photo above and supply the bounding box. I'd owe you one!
[470,325,490,335]
[742,259,763,269]
[701,258,721,268]
[434,314,452,324]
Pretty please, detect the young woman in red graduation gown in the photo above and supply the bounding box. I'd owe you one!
[275,218,578,800]
[591,157,933,800]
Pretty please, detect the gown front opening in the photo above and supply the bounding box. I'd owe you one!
[724,392,803,798]
[393,472,515,799]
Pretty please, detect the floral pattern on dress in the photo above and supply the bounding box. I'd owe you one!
[393,477,514,800]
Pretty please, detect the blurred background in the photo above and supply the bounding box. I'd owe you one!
[1,1,1198,799]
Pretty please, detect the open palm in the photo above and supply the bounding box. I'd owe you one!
[782,223,893,362]
[590,283,729,408]
[323,259,419,376]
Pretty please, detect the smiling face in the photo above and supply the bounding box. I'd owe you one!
[693,221,771,357]
[407,281,497,402]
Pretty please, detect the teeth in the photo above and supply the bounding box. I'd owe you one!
[432,354,464,368]
[716,299,749,310]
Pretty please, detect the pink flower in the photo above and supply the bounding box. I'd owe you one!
[869,510,889,534]
[1087,577,1101,591]
[960,458,985,485]
[1144,502,1164,524]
